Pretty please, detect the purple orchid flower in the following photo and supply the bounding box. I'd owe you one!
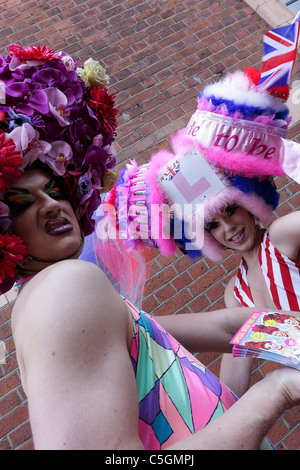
[77,172,93,198]
[5,80,49,116]
[6,122,52,168]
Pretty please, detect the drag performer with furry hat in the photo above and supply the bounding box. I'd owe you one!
[2,42,300,451]
[104,17,300,397]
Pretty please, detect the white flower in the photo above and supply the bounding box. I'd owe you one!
[76,67,90,87]
[83,58,110,88]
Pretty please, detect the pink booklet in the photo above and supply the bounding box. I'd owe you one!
[230,310,300,370]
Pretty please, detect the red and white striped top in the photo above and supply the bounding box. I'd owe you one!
[234,230,300,311]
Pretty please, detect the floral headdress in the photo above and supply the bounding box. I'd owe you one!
[0,44,119,293]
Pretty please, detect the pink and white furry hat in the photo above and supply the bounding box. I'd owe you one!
[108,18,300,261]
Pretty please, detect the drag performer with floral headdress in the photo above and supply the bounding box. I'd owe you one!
[104,17,300,397]
[2,42,300,451]
[0,43,118,294]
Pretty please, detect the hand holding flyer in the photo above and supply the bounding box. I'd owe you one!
[230,311,300,369]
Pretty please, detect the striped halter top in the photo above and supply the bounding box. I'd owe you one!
[234,230,300,311]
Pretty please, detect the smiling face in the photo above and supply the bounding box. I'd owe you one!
[205,204,257,253]
[6,168,82,262]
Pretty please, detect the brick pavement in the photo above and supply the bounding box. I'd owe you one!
[0,0,300,450]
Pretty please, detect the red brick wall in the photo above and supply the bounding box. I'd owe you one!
[0,0,299,450]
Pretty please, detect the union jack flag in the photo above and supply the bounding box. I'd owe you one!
[258,15,300,93]
[160,160,180,181]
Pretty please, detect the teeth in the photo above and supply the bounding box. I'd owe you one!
[48,223,63,231]
[230,230,243,242]
[231,233,240,241]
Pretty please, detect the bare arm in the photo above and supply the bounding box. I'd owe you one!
[167,366,300,450]
[156,277,251,353]
[220,277,254,397]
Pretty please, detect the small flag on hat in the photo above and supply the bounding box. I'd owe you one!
[258,12,300,99]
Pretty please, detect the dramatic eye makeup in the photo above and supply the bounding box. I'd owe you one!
[4,178,66,215]
[4,188,34,214]
[44,178,66,200]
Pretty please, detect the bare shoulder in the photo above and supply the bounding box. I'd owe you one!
[12,260,131,392]
[269,211,300,259]
[14,259,124,319]
[13,259,129,337]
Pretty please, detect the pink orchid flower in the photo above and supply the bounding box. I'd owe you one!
[39,140,73,175]
[9,56,46,71]
[5,122,37,152]
[6,123,52,168]
[43,87,71,126]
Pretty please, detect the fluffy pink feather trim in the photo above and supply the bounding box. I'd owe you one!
[147,151,177,256]
[172,129,285,178]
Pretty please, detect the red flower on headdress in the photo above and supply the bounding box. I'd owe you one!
[0,134,23,192]
[88,87,118,134]
[0,234,28,283]
[8,44,60,61]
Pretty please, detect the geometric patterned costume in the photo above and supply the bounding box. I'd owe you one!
[126,299,237,449]
[234,230,300,311]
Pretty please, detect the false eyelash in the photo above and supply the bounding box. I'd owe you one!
[45,180,66,199]
[205,221,220,232]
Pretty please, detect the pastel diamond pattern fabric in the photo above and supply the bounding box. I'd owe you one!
[126,299,237,450]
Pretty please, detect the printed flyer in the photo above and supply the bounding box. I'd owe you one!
[230,311,300,369]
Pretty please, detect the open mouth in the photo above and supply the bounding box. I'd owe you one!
[45,217,73,236]
[229,228,245,244]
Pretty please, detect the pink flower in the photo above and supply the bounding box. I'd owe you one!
[56,51,76,71]
[6,122,37,152]
[39,140,73,175]
[6,123,52,169]
[43,88,71,127]
[0,202,9,218]
[92,134,104,148]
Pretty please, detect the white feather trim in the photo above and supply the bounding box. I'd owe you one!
[203,71,287,113]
